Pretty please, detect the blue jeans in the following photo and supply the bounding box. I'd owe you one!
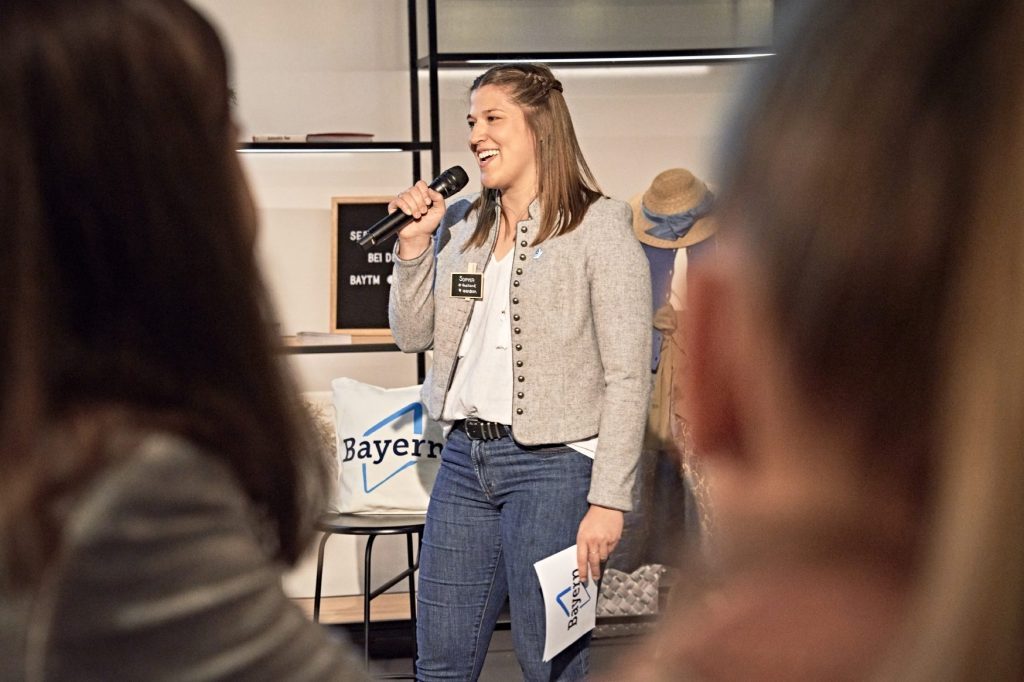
[416,428,593,681]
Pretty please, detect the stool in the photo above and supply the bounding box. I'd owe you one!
[313,513,426,677]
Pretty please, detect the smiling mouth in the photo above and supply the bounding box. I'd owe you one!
[477,149,498,165]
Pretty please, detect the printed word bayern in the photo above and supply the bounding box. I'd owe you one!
[341,437,443,465]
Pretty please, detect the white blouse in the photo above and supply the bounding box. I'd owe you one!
[441,252,515,425]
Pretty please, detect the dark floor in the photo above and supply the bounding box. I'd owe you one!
[333,621,647,680]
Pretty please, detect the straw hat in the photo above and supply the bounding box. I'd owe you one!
[630,168,718,249]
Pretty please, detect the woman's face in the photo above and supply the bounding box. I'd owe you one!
[467,84,538,198]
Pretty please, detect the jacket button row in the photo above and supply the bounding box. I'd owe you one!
[514,327,521,334]
[515,344,522,351]
[516,268,523,275]
[512,297,519,304]
[516,408,524,415]
[513,280,520,287]
[513,314,520,321]
[516,360,523,367]
[517,375,525,382]
[517,392,524,399]
[519,253,526,261]
[520,226,527,233]
[520,240,527,247]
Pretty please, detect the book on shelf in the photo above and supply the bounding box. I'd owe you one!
[251,134,306,143]
[250,132,375,143]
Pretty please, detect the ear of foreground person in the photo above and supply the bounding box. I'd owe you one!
[602,0,1024,679]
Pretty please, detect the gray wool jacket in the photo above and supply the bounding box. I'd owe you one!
[0,433,367,682]
[388,194,652,511]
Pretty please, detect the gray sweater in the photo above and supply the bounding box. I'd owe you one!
[0,434,367,681]
[389,194,652,511]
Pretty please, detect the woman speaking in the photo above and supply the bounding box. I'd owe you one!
[388,63,651,681]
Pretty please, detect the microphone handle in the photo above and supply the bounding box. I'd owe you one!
[358,184,444,250]
[357,209,412,249]
[358,166,468,250]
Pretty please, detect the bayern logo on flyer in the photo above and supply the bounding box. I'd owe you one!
[557,569,592,630]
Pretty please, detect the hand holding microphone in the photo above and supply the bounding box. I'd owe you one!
[358,166,469,253]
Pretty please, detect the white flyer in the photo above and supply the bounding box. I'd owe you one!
[533,544,597,662]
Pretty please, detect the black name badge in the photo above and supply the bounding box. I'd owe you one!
[451,272,483,300]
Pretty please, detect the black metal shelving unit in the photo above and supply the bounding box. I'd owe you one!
[238,141,433,153]
[418,47,774,70]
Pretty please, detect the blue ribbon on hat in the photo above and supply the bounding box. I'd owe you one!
[642,190,715,241]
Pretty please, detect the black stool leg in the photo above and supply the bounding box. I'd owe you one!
[363,534,378,669]
[313,532,332,623]
[405,532,418,676]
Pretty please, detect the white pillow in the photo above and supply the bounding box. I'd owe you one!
[330,378,443,514]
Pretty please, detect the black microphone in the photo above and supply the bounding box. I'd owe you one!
[358,166,470,250]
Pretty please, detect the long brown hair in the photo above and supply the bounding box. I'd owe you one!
[465,63,602,249]
[0,0,328,585]
[716,0,1024,677]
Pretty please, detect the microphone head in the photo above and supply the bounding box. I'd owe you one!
[434,166,470,198]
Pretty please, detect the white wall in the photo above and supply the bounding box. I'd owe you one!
[433,64,749,202]
[192,0,754,598]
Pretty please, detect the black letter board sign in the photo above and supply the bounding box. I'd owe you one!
[330,196,395,335]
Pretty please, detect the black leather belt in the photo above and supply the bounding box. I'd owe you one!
[456,418,509,441]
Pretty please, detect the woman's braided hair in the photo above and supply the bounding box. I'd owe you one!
[520,66,564,98]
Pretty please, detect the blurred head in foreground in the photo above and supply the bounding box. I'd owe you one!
[0,0,327,583]
[660,0,1024,678]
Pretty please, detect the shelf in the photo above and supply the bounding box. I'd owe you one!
[419,47,774,68]
[237,141,434,154]
[280,336,400,355]
[285,343,399,354]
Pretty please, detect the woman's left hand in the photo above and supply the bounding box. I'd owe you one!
[576,505,624,583]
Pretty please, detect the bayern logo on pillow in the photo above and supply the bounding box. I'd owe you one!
[330,378,443,514]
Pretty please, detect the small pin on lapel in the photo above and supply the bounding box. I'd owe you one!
[533,247,544,260]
